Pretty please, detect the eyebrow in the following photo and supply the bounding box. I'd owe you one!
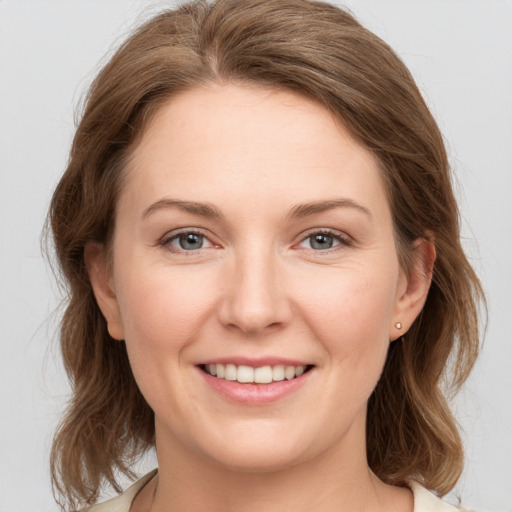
[141,197,371,221]
[288,198,372,219]
[142,198,224,219]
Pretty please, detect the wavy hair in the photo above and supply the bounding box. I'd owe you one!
[48,0,485,509]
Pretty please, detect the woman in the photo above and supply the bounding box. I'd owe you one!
[48,0,484,511]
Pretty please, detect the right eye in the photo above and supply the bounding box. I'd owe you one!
[160,230,215,253]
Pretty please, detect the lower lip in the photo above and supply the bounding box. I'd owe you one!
[198,368,313,404]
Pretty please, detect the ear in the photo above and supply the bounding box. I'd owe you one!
[390,237,436,341]
[84,242,125,340]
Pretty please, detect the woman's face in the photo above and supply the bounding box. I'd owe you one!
[89,84,430,472]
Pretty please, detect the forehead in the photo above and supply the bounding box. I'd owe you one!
[122,83,389,220]
[135,83,364,157]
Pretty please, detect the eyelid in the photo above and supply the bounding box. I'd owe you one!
[157,226,353,254]
[294,228,354,251]
[158,227,220,253]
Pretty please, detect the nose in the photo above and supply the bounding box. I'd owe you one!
[217,247,292,336]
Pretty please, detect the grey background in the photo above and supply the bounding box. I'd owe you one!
[1,1,511,511]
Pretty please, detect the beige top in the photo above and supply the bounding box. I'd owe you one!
[87,470,470,512]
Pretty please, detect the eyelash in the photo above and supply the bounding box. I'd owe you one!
[297,228,353,253]
[159,228,215,254]
[158,228,353,254]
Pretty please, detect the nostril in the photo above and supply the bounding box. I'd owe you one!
[223,320,285,336]
[216,273,293,334]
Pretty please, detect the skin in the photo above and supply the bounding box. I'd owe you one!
[87,83,434,512]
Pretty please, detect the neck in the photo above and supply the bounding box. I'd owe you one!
[134,420,412,512]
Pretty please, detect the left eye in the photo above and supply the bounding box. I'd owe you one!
[166,232,213,251]
[299,232,344,251]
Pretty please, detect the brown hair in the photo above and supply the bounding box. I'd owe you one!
[48,0,485,509]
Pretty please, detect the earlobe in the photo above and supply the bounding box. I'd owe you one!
[84,242,125,340]
[390,237,436,341]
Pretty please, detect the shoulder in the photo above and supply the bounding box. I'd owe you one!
[85,472,479,512]
[410,481,477,512]
[85,470,158,512]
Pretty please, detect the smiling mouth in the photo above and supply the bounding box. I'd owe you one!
[200,364,314,384]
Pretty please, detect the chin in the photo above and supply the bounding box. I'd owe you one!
[194,424,318,473]
[209,447,308,474]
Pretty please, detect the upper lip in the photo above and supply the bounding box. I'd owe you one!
[196,357,313,367]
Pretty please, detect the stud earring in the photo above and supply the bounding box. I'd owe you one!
[395,322,402,330]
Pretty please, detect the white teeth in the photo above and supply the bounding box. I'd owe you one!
[204,363,309,383]
[254,366,273,384]
[225,364,237,381]
[237,365,254,383]
[285,365,296,380]
[272,365,285,381]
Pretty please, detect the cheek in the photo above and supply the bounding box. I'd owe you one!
[113,266,219,413]
[293,262,398,362]
[114,264,218,352]
[298,267,398,417]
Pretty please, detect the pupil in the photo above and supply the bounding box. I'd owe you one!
[312,234,333,250]
[179,233,203,250]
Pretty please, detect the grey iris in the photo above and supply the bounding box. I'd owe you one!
[310,234,334,250]
[179,233,203,250]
